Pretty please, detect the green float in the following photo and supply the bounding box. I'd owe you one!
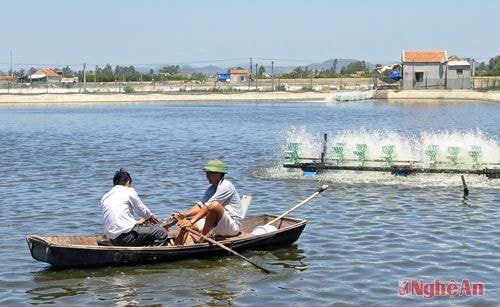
[382,145,396,167]
[425,145,439,169]
[332,143,346,166]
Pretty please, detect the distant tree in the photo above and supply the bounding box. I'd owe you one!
[160,65,180,75]
[191,72,206,81]
[102,64,113,76]
[149,69,154,75]
[128,65,137,74]
[488,55,500,72]
[112,65,140,81]
[62,66,73,77]
[258,65,266,76]
[332,58,338,74]
[476,62,487,71]
[475,55,500,76]
[91,64,115,82]
[304,66,310,76]
[295,66,305,78]
[343,61,368,74]
[282,65,325,78]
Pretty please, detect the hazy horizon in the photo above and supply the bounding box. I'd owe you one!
[1,0,499,71]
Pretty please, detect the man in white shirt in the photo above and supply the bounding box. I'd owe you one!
[174,160,242,245]
[101,169,167,246]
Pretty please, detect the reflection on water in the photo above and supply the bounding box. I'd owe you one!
[26,284,86,304]
[0,101,498,305]
[268,245,308,271]
[26,250,306,305]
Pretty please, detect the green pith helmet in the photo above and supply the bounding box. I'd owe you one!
[203,160,227,174]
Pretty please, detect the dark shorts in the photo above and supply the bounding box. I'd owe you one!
[110,225,168,247]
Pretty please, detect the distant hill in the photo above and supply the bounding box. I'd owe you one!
[307,59,357,70]
[180,65,224,75]
[141,58,380,75]
[307,59,380,71]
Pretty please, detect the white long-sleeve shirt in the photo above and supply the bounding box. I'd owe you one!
[101,185,152,239]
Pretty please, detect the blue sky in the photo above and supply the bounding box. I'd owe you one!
[1,0,499,71]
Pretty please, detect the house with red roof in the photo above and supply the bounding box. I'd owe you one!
[229,69,250,83]
[0,75,16,85]
[29,67,62,83]
[401,50,471,89]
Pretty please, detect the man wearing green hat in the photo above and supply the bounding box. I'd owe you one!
[174,160,243,245]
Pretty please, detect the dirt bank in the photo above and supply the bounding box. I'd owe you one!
[0,91,331,106]
[1,89,498,106]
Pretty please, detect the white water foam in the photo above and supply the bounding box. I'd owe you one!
[324,90,375,102]
[259,127,500,188]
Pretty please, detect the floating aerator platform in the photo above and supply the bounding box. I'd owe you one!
[283,133,500,179]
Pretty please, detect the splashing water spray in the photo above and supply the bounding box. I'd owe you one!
[282,128,500,179]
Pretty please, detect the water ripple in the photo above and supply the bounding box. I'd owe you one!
[0,102,498,305]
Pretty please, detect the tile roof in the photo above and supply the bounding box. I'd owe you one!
[0,75,15,81]
[402,50,448,63]
[230,69,249,74]
[38,67,60,77]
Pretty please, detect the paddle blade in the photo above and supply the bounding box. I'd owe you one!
[317,184,329,193]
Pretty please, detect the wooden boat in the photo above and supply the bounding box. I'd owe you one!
[26,214,307,268]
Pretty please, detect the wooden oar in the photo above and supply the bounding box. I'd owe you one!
[265,184,329,226]
[186,228,274,274]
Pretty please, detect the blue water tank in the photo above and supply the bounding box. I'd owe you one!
[390,71,401,80]
[217,73,231,82]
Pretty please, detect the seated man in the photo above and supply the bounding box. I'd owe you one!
[101,168,167,246]
[174,160,243,245]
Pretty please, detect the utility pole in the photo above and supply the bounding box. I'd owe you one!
[255,63,258,90]
[10,49,13,78]
[471,58,475,89]
[271,61,274,91]
[444,61,448,89]
[9,49,13,93]
[83,63,87,91]
[249,57,252,90]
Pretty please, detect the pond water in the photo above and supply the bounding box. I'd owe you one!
[0,99,498,305]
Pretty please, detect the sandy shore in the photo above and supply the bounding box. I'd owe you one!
[0,89,498,106]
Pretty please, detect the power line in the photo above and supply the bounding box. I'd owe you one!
[0,58,251,68]
[253,57,323,63]
[0,56,330,69]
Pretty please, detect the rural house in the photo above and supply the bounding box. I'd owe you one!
[229,69,250,83]
[28,67,62,83]
[401,50,471,89]
[446,55,472,89]
[0,75,16,85]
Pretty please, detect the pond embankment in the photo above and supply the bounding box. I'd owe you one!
[374,89,500,102]
[0,89,498,106]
